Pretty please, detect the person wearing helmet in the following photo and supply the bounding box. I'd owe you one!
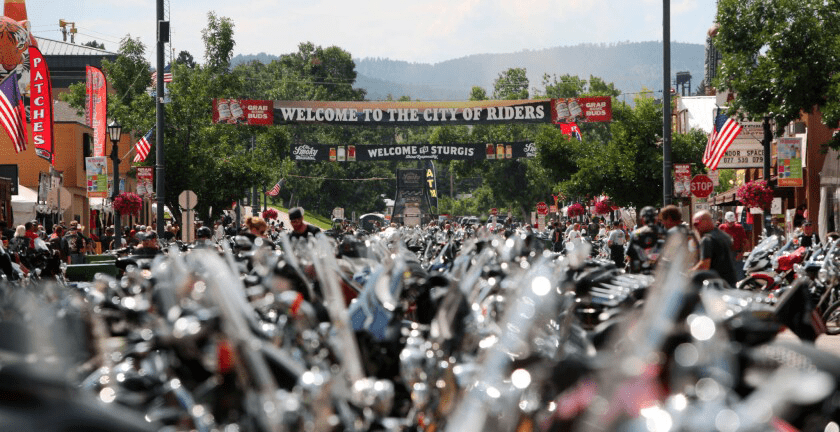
[625,206,666,274]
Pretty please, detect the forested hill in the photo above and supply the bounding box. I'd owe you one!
[231,41,705,101]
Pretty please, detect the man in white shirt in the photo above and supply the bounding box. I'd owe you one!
[567,223,583,244]
[606,221,626,268]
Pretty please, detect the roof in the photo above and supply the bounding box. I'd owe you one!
[54,99,86,124]
[676,96,717,134]
[34,36,117,57]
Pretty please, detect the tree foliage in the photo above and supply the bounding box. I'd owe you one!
[714,0,840,145]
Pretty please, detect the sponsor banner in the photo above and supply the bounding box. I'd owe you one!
[29,47,54,164]
[86,66,107,156]
[426,162,438,209]
[290,142,537,161]
[85,156,108,198]
[136,166,154,196]
[274,100,552,125]
[777,137,803,187]
[212,99,273,125]
[673,163,692,198]
[551,96,612,123]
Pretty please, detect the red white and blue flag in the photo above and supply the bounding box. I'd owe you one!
[133,128,154,163]
[0,73,27,154]
[266,178,284,196]
[703,109,743,170]
[150,64,172,85]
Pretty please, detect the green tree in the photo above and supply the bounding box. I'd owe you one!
[202,12,236,73]
[469,86,487,101]
[714,0,840,145]
[82,40,105,50]
[562,94,704,209]
[175,50,197,68]
[492,68,528,100]
[60,35,153,135]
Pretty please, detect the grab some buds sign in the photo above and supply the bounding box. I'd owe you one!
[214,98,612,126]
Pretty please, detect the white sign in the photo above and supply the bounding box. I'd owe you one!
[771,197,782,215]
[731,121,765,146]
[715,143,765,169]
[333,207,344,219]
[692,197,710,214]
[538,214,546,232]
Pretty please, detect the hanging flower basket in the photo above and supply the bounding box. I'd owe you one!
[567,202,585,218]
[262,208,278,220]
[113,192,143,216]
[736,180,773,209]
[594,199,612,215]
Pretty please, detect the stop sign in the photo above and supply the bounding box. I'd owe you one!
[536,202,548,215]
[690,175,714,198]
[490,208,498,216]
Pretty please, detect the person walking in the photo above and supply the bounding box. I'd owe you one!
[718,211,749,280]
[289,207,321,239]
[691,210,737,286]
[606,220,626,268]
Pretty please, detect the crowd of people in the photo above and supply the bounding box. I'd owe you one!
[0,202,823,287]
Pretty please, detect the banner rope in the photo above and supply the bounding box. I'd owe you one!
[286,174,394,181]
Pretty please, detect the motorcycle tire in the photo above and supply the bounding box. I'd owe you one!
[821,300,840,336]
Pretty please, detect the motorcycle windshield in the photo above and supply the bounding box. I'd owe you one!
[748,235,781,260]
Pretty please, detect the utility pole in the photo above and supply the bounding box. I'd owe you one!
[762,116,772,234]
[155,0,167,236]
[662,0,673,206]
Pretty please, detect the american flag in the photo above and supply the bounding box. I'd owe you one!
[133,128,154,163]
[266,178,284,196]
[703,109,743,170]
[0,74,27,153]
[150,64,173,85]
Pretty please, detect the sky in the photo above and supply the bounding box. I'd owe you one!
[25,0,717,65]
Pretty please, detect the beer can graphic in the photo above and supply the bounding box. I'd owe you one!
[329,147,337,162]
[348,145,356,161]
[554,99,570,121]
[505,145,512,159]
[337,146,346,162]
[496,144,504,159]
[568,99,583,120]
[217,99,231,123]
[486,143,495,160]
[230,100,245,123]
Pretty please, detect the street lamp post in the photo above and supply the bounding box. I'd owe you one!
[108,120,123,248]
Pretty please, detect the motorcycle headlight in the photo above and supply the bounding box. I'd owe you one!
[819,268,829,283]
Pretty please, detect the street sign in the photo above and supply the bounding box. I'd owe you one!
[690,175,713,198]
[536,202,548,215]
[490,208,498,216]
[178,190,197,209]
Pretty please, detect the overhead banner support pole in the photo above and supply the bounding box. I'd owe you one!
[662,0,673,206]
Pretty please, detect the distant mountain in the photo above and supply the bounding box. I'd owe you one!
[231,41,705,101]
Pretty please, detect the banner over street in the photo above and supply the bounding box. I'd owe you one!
[213,98,612,126]
[291,142,537,161]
